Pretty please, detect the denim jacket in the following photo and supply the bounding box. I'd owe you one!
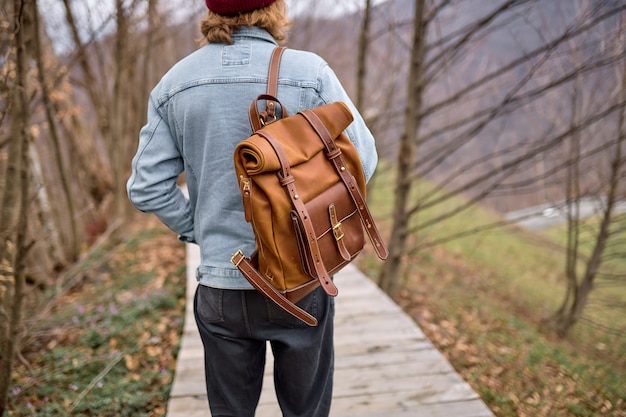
[127,27,378,289]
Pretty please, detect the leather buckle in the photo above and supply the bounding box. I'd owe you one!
[329,204,344,240]
[333,222,344,240]
[230,250,245,266]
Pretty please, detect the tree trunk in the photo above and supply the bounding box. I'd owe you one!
[378,0,427,297]
[32,3,77,262]
[27,146,60,283]
[356,0,371,111]
[551,79,583,335]
[0,1,33,414]
[140,0,158,123]
[111,0,131,220]
[60,0,114,206]
[550,56,626,337]
[61,0,110,134]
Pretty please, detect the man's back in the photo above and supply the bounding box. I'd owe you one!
[129,27,377,290]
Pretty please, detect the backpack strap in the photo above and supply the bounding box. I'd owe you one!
[300,109,389,261]
[231,250,318,326]
[266,46,285,98]
[249,47,288,132]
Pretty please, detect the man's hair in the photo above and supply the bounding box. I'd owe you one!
[200,0,290,45]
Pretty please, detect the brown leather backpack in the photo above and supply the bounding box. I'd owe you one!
[231,47,388,326]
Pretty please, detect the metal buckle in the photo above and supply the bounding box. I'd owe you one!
[230,250,245,266]
[259,114,277,127]
[333,222,344,240]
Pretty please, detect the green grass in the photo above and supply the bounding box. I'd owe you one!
[8,220,186,417]
[360,162,626,416]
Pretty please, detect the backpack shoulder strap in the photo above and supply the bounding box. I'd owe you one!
[267,46,286,97]
[249,47,288,132]
[231,251,319,326]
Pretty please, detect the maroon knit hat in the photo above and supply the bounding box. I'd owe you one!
[206,0,278,15]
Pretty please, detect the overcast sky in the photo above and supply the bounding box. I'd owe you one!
[287,0,390,17]
[39,0,391,54]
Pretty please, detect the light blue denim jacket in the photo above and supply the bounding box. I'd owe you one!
[127,27,378,289]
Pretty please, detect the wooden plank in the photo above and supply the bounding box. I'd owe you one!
[334,312,425,341]
[335,345,456,374]
[167,396,209,417]
[332,371,478,401]
[330,397,495,417]
[168,391,494,417]
[179,396,495,417]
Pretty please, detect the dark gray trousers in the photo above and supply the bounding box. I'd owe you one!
[194,284,334,417]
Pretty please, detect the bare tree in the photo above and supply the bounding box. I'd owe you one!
[378,0,427,296]
[356,0,372,111]
[31,2,78,261]
[550,33,626,336]
[110,0,132,218]
[0,1,34,414]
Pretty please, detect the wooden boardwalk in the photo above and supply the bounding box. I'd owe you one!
[167,244,494,417]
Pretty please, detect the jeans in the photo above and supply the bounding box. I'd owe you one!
[194,284,335,417]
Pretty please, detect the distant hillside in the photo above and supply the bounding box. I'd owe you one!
[288,0,624,213]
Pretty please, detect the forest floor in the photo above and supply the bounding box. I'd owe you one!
[8,216,186,416]
[374,245,626,417]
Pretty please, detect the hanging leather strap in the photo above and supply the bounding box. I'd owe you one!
[300,109,389,260]
[231,250,318,326]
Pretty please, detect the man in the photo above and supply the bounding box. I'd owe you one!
[127,1,379,416]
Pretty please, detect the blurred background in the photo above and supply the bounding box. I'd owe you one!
[1,1,625,415]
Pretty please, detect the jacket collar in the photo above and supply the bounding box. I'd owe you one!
[231,26,278,45]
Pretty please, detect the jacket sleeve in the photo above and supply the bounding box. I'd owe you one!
[316,63,379,182]
[126,93,195,243]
